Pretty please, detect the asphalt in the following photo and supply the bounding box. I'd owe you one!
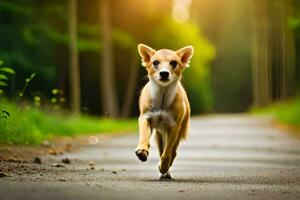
[1,115,300,200]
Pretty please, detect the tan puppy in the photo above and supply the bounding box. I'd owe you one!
[135,44,194,179]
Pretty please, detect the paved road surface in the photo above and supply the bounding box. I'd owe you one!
[1,115,300,200]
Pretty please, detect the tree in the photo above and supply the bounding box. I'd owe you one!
[251,0,272,107]
[99,0,119,118]
[121,53,138,118]
[251,0,296,107]
[69,0,81,114]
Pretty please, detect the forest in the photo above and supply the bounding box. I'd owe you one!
[0,0,299,144]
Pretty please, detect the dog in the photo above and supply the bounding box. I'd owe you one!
[135,44,194,179]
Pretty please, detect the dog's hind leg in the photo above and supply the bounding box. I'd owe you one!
[158,125,181,180]
[155,130,173,180]
[170,138,180,167]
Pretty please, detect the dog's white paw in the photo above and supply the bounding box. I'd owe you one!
[158,172,173,180]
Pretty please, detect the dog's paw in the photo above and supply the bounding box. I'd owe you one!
[135,149,148,162]
[159,172,173,180]
[159,157,170,174]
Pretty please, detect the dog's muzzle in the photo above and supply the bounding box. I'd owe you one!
[159,71,169,81]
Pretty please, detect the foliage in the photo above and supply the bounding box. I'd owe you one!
[0,1,61,95]
[252,98,300,128]
[0,1,102,97]
[0,0,216,116]
[0,99,137,145]
[152,19,215,113]
[113,28,136,50]
[275,100,300,127]
[287,17,300,30]
[0,59,15,95]
[0,59,137,145]
[18,73,35,98]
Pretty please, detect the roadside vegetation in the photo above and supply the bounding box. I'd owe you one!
[0,99,137,145]
[252,98,300,129]
[0,61,137,145]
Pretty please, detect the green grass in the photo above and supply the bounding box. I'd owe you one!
[0,100,137,145]
[252,98,300,128]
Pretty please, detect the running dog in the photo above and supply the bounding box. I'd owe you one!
[135,44,194,179]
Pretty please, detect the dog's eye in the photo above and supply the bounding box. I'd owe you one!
[170,60,177,69]
[153,60,160,68]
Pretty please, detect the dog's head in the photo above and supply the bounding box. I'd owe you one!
[137,44,194,86]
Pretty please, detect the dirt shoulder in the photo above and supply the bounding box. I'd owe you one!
[0,133,125,177]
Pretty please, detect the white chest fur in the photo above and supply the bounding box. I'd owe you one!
[149,80,177,109]
[144,81,178,133]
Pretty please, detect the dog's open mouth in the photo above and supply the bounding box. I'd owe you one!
[159,78,170,82]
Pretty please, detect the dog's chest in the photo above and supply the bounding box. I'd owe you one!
[144,110,176,133]
[145,82,177,132]
[150,82,177,110]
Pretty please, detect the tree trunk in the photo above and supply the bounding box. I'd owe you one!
[121,53,138,118]
[99,0,119,118]
[69,0,81,114]
[251,0,272,107]
[274,0,296,99]
[251,0,296,107]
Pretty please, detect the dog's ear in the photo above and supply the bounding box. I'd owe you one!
[177,46,194,67]
[137,44,156,67]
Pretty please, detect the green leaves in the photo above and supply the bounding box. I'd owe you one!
[113,28,136,49]
[0,81,8,86]
[288,17,300,30]
[0,109,10,119]
[25,73,36,83]
[19,73,36,99]
[0,67,15,74]
[33,96,40,102]
[51,89,58,95]
[0,65,15,90]
[33,96,41,107]
[0,74,8,80]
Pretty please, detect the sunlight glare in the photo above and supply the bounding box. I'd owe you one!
[88,136,99,145]
[172,0,192,22]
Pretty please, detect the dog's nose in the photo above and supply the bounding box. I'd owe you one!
[159,71,169,79]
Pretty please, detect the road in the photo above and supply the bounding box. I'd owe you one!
[1,115,300,200]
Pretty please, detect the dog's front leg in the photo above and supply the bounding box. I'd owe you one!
[135,116,151,162]
[159,125,180,175]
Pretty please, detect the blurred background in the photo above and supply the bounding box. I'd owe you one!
[1,1,300,196]
[0,0,299,118]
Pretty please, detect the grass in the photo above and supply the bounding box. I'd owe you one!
[252,97,300,128]
[0,100,137,145]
